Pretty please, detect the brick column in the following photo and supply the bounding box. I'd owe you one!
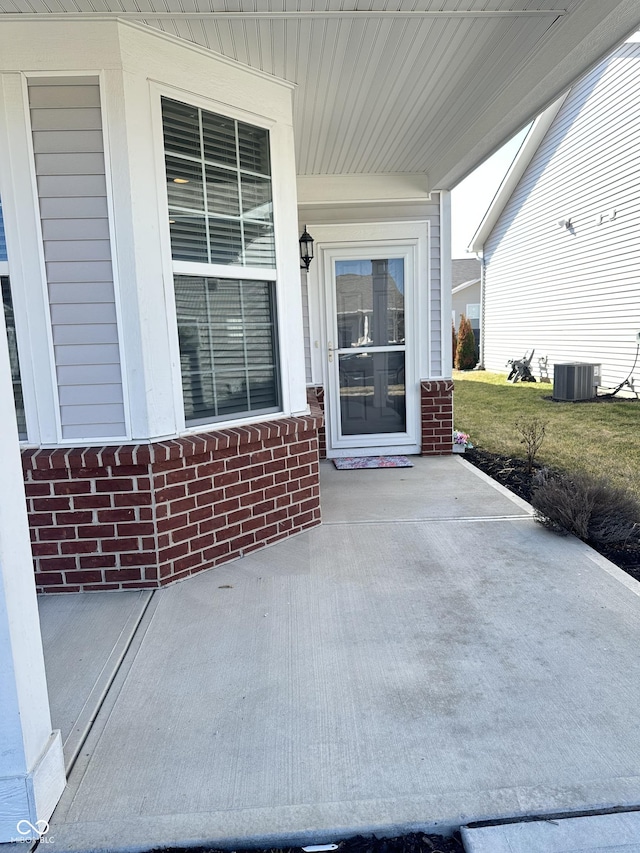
[420,379,454,455]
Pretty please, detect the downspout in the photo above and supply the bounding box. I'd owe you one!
[475,250,485,370]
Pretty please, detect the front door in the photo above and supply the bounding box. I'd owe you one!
[323,244,419,456]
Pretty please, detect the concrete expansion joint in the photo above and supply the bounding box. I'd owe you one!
[323,515,534,525]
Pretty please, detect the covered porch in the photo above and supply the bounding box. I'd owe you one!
[39,458,640,851]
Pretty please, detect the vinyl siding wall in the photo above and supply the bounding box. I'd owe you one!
[29,76,126,440]
[483,42,640,389]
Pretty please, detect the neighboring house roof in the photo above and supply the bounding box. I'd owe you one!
[452,278,480,296]
[468,93,568,253]
[451,258,481,288]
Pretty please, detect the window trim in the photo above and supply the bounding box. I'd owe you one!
[151,82,290,432]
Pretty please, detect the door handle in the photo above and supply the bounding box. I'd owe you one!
[328,341,336,363]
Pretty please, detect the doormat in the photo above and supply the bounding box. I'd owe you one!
[333,455,414,470]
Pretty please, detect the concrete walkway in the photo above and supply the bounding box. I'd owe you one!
[39,458,640,852]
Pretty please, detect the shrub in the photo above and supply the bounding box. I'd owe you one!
[532,469,640,545]
[452,321,457,367]
[455,313,477,370]
[515,417,547,474]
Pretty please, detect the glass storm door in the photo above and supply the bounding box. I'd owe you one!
[324,247,419,456]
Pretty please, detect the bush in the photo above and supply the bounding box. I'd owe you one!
[515,417,547,474]
[455,313,477,370]
[452,321,457,367]
[532,469,640,545]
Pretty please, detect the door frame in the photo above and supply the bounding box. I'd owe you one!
[308,221,429,458]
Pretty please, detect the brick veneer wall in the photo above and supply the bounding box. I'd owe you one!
[306,386,326,458]
[420,380,454,455]
[23,412,322,593]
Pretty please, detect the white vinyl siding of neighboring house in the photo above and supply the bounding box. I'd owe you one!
[482,42,640,389]
[28,76,126,440]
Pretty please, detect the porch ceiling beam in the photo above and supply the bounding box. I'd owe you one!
[0,9,567,19]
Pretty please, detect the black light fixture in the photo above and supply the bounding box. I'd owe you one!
[299,225,314,271]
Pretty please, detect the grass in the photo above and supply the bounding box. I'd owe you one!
[453,370,640,499]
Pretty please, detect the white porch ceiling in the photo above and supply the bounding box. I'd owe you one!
[2,1,640,189]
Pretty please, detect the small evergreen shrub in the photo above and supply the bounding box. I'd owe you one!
[452,321,457,367]
[532,470,640,545]
[455,314,477,370]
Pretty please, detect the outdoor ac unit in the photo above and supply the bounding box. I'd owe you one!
[553,363,600,401]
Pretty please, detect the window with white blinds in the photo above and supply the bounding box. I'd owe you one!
[1,277,27,440]
[161,97,281,425]
[162,97,275,267]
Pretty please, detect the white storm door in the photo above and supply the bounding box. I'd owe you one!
[323,245,419,456]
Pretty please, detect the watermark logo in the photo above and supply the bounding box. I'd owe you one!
[12,819,54,844]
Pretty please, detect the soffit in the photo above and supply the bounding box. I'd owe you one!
[1,1,640,188]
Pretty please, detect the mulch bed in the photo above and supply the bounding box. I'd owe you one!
[465,447,640,581]
[150,832,465,853]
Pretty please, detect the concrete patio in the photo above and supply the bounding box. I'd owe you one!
[39,457,640,852]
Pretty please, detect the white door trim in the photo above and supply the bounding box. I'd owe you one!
[309,221,428,458]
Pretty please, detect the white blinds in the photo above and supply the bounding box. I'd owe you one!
[174,275,279,424]
[162,98,275,268]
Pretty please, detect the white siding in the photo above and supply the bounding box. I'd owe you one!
[29,77,126,439]
[483,42,640,389]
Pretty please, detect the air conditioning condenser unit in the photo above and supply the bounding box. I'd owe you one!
[553,363,600,401]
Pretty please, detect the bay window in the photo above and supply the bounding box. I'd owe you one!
[162,96,281,426]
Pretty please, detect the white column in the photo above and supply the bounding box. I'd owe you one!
[0,297,65,842]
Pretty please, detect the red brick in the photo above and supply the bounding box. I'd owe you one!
[105,568,142,582]
[31,542,59,557]
[187,477,214,496]
[96,478,134,493]
[35,572,64,586]
[203,542,232,561]
[54,480,93,495]
[57,511,92,525]
[98,508,136,522]
[64,570,103,584]
[194,460,225,477]
[171,525,195,544]
[39,527,76,541]
[61,540,98,554]
[33,497,70,511]
[173,552,202,573]
[217,470,241,487]
[188,532,215,552]
[29,512,54,526]
[73,494,112,509]
[121,552,156,567]
[158,542,190,562]
[170,496,198,514]
[101,537,140,552]
[115,492,152,506]
[25,483,52,497]
[116,522,155,536]
[227,507,252,525]
[78,524,114,539]
[80,554,116,568]
[40,556,77,571]
[157,512,189,533]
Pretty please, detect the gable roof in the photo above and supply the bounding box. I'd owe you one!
[452,258,481,288]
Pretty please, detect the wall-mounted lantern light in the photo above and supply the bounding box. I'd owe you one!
[299,226,314,271]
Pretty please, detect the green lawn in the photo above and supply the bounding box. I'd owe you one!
[453,370,640,498]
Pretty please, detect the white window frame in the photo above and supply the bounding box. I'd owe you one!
[150,82,295,433]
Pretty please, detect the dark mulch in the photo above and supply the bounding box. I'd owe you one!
[465,447,640,581]
[149,832,464,853]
